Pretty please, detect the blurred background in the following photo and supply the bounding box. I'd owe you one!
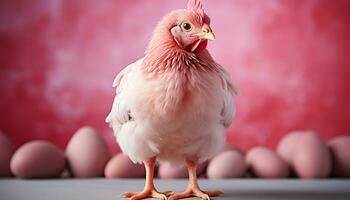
[0,0,349,154]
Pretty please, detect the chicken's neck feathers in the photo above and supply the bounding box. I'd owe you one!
[143,44,219,77]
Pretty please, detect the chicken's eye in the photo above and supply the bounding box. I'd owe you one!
[182,22,192,31]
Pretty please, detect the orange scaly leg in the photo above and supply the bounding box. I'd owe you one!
[169,160,223,200]
[122,157,168,200]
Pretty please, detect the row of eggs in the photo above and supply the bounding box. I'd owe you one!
[0,127,349,179]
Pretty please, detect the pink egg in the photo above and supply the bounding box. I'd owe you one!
[277,131,302,164]
[293,132,331,179]
[328,136,350,177]
[246,147,289,178]
[66,126,111,177]
[0,131,15,177]
[215,143,243,155]
[158,161,207,179]
[105,154,145,178]
[10,140,66,178]
[207,150,246,179]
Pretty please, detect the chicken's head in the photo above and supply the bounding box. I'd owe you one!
[145,0,215,55]
[170,0,214,52]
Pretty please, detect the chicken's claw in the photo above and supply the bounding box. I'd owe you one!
[121,189,169,200]
[168,188,223,200]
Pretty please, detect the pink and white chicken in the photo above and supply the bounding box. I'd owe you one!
[106,0,239,199]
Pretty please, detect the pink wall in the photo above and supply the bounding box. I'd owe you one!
[1,0,349,153]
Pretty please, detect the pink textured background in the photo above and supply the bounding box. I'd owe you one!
[0,0,349,153]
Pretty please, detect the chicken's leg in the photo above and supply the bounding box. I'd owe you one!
[122,157,168,200]
[169,160,223,200]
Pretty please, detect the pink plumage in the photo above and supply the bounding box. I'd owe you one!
[106,0,238,199]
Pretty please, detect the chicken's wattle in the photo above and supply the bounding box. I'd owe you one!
[190,40,208,52]
[196,40,208,52]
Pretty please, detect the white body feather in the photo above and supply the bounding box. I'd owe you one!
[106,58,238,165]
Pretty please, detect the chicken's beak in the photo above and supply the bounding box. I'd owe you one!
[195,27,216,41]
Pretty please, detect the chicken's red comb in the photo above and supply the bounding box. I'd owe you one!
[187,0,205,23]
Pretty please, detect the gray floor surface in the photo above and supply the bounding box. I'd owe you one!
[0,178,350,200]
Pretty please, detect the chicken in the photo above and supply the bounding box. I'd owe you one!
[106,0,239,199]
